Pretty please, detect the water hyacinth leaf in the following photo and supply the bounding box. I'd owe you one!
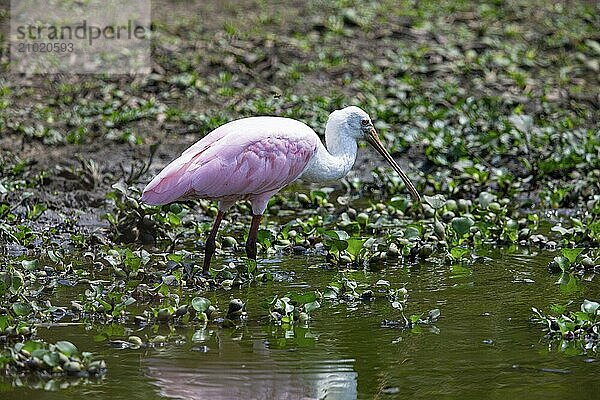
[22,340,44,353]
[304,300,320,313]
[43,352,60,367]
[323,286,339,299]
[168,212,181,226]
[245,259,257,275]
[0,280,8,297]
[31,349,49,359]
[21,259,39,271]
[167,253,185,262]
[551,225,570,236]
[573,311,591,322]
[0,315,9,331]
[389,196,409,212]
[10,271,24,293]
[508,113,533,132]
[257,229,274,248]
[404,226,421,240]
[326,229,349,241]
[276,297,294,314]
[548,303,566,315]
[450,247,469,260]
[561,248,584,264]
[423,194,446,210]
[581,299,600,314]
[553,255,571,272]
[478,192,497,208]
[409,314,422,324]
[55,341,78,357]
[363,237,376,248]
[318,229,349,252]
[428,309,441,322]
[12,302,32,316]
[346,238,366,257]
[191,297,211,313]
[558,274,582,295]
[451,217,474,236]
[169,203,183,214]
[289,292,318,305]
[112,181,128,194]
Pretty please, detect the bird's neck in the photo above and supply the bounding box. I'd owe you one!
[301,120,357,182]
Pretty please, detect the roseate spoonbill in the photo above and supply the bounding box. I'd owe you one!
[141,106,420,272]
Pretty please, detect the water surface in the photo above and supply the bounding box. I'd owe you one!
[2,249,599,399]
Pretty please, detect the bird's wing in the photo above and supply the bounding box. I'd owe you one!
[141,118,319,205]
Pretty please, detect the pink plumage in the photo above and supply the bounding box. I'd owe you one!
[141,116,319,214]
[141,106,420,272]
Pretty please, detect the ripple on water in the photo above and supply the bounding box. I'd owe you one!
[145,350,357,400]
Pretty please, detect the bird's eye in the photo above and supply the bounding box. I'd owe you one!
[361,119,370,126]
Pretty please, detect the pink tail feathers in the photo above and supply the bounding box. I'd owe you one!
[140,169,190,205]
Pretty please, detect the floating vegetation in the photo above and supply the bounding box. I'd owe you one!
[0,340,106,380]
[532,300,600,355]
[0,0,599,395]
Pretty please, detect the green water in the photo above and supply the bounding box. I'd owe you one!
[2,249,599,399]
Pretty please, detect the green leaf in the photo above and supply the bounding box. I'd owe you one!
[245,259,257,275]
[428,309,441,321]
[558,274,581,295]
[304,300,320,313]
[404,226,421,240]
[0,315,9,331]
[169,203,183,214]
[257,229,274,247]
[31,349,49,359]
[168,212,181,226]
[478,192,496,208]
[551,225,570,236]
[553,255,571,272]
[55,341,78,357]
[451,217,474,236]
[289,292,318,305]
[318,229,349,252]
[21,259,39,271]
[409,314,422,324]
[277,297,294,315]
[111,181,128,194]
[43,352,60,367]
[573,311,590,322]
[346,238,366,257]
[12,302,32,316]
[324,229,349,241]
[423,194,446,210]
[323,287,339,299]
[561,248,584,264]
[22,340,44,353]
[450,247,469,260]
[549,303,567,314]
[581,299,600,315]
[10,271,24,293]
[389,196,409,212]
[191,297,211,313]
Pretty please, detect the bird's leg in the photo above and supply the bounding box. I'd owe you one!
[245,214,262,260]
[203,210,225,273]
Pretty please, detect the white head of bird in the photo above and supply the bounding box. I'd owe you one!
[326,106,372,139]
[303,106,421,202]
[141,105,420,272]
